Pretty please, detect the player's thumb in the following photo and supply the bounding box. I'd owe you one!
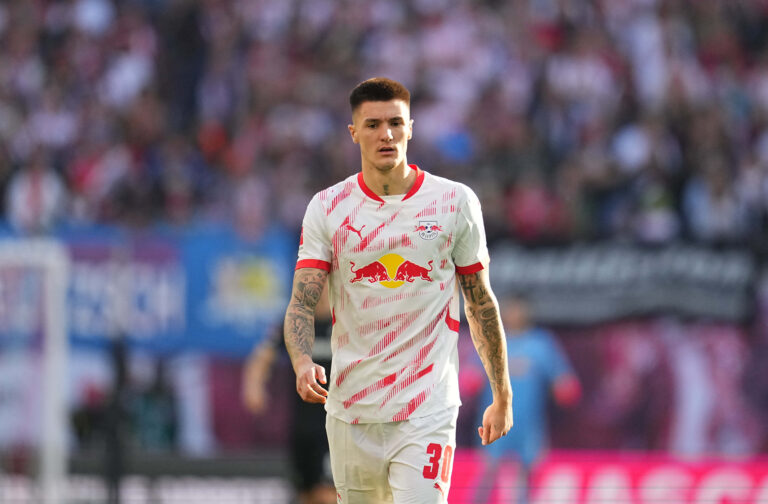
[316,365,327,384]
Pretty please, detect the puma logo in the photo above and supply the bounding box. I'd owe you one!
[434,482,445,498]
[345,223,365,240]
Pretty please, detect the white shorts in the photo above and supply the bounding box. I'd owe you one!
[326,407,458,504]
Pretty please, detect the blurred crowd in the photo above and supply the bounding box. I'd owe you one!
[1,0,767,471]
[2,0,768,247]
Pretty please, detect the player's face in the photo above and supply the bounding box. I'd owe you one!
[349,99,413,173]
[501,299,530,333]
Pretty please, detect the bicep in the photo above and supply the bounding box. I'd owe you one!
[458,269,496,308]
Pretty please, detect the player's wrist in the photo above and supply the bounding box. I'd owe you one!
[292,354,314,373]
[492,389,512,407]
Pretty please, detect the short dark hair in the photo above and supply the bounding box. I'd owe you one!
[349,77,411,113]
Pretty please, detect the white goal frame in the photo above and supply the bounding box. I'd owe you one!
[0,239,69,504]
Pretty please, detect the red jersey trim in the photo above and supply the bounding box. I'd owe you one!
[357,164,424,203]
[402,165,424,200]
[445,310,460,332]
[357,172,384,202]
[295,259,331,271]
[456,262,484,275]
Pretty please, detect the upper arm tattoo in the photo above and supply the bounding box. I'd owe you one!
[458,271,499,341]
[292,268,325,309]
[284,268,328,361]
[458,271,491,306]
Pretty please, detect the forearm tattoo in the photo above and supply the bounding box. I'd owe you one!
[459,272,509,397]
[284,269,327,363]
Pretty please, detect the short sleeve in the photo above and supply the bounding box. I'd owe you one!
[296,194,332,271]
[452,186,490,274]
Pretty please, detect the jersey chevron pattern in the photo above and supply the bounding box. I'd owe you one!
[297,165,489,424]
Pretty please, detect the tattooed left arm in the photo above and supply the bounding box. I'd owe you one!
[459,269,513,445]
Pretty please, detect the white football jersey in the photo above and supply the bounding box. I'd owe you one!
[297,165,489,423]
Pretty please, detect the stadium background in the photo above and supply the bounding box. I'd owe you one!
[1,0,768,502]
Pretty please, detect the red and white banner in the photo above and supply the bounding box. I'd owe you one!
[450,450,768,504]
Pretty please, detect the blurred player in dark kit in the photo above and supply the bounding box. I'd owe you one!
[243,285,335,504]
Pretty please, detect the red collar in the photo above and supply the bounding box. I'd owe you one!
[357,164,424,203]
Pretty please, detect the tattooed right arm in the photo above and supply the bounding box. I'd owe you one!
[284,267,329,404]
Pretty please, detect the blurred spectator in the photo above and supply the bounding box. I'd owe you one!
[682,155,747,241]
[26,84,79,153]
[5,148,67,233]
[71,382,107,452]
[155,134,209,225]
[0,0,767,245]
[105,335,131,504]
[132,359,178,452]
[504,170,570,242]
[629,164,681,243]
[229,170,270,240]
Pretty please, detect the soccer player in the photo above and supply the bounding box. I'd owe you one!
[284,77,513,503]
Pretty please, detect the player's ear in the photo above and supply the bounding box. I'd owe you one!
[348,123,359,144]
[407,118,414,140]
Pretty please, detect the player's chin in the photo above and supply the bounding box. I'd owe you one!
[373,160,398,172]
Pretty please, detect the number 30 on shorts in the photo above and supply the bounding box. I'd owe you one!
[422,443,454,482]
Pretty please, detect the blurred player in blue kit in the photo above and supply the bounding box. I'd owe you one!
[472,295,581,503]
[243,285,336,504]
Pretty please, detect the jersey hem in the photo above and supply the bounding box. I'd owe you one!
[326,400,462,424]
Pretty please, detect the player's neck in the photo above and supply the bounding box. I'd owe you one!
[361,161,415,196]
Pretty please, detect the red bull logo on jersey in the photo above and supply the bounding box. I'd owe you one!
[349,253,433,288]
[414,220,442,240]
[394,259,434,282]
[349,260,390,283]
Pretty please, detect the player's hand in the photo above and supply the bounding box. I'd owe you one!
[295,360,328,404]
[478,400,513,446]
